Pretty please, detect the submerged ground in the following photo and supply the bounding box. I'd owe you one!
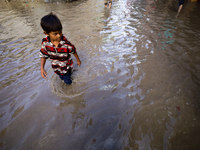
[0,0,200,149]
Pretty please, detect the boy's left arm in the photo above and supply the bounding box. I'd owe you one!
[73,52,81,67]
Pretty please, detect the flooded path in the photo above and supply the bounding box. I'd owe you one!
[0,0,200,149]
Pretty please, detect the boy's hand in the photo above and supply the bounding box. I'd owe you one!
[77,60,81,67]
[41,69,47,79]
[73,52,81,67]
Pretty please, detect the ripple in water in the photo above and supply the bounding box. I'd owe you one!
[50,71,89,98]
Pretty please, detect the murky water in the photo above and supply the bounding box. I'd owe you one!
[0,0,200,149]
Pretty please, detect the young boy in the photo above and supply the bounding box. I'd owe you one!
[39,12,81,85]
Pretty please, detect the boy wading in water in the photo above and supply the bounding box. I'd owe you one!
[39,12,81,85]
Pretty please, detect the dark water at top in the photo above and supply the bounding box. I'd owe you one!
[0,0,200,149]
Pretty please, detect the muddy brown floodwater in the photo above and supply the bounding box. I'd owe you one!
[0,0,200,149]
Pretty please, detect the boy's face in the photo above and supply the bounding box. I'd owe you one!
[45,30,62,42]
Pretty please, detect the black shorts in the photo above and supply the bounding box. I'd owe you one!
[179,0,184,6]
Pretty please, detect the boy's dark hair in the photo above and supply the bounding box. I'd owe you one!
[40,12,62,33]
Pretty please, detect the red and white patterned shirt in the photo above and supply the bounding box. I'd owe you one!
[39,35,76,75]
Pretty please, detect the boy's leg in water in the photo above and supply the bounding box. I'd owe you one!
[58,70,72,85]
[61,70,72,85]
[59,74,64,80]
[63,75,72,85]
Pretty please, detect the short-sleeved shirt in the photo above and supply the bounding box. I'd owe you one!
[39,35,76,75]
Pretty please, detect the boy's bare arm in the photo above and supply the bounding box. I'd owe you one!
[41,57,47,78]
[73,52,81,67]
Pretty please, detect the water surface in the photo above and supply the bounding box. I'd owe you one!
[0,0,200,149]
